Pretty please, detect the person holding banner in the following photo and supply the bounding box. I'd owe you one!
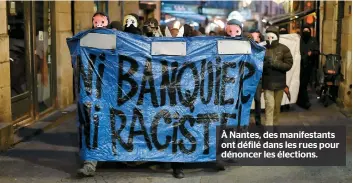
[91,12,110,29]
[225,19,243,37]
[262,26,293,130]
[143,18,185,179]
[249,29,263,126]
[214,18,247,172]
[143,18,163,37]
[109,21,123,31]
[77,12,112,177]
[123,14,142,35]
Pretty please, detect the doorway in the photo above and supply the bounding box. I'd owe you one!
[7,1,56,127]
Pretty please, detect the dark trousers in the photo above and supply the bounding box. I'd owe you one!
[254,81,262,125]
[297,65,312,106]
[171,163,183,170]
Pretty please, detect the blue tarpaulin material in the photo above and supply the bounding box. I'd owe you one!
[67,29,265,162]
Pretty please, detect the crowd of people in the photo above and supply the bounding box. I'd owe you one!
[77,11,319,179]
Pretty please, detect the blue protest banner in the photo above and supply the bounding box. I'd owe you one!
[67,29,265,162]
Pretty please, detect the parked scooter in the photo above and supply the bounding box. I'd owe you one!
[317,53,342,107]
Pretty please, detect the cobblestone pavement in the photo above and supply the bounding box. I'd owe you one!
[0,97,351,183]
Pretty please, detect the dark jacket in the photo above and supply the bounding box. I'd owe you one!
[262,26,293,90]
[300,37,319,68]
[300,25,320,69]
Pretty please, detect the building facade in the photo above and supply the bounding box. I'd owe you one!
[0,1,160,149]
[264,0,351,109]
[320,0,352,109]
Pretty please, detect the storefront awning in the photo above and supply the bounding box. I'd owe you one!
[265,8,316,25]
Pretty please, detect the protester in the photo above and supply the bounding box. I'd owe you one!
[91,12,110,29]
[192,30,202,36]
[297,25,319,109]
[109,21,123,31]
[199,26,206,35]
[279,25,289,34]
[77,12,112,178]
[143,18,163,37]
[218,30,226,36]
[123,14,142,35]
[214,19,246,172]
[209,31,216,36]
[249,29,263,126]
[183,24,193,37]
[165,21,184,37]
[262,26,293,130]
[278,25,291,111]
[225,19,243,37]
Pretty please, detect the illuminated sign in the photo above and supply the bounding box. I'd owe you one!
[201,8,228,16]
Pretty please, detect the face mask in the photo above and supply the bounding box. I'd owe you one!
[225,24,242,37]
[265,32,278,46]
[165,26,184,37]
[124,15,138,28]
[92,15,109,28]
[144,23,162,37]
[302,31,311,41]
[250,32,261,43]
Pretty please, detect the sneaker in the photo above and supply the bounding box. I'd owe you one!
[215,163,226,171]
[173,168,185,179]
[77,164,96,177]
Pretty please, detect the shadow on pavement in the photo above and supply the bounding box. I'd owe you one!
[2,149,80,176]
[17,128,78,148]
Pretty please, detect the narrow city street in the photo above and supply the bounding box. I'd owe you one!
[0,95,351,183]
[0,1,351,183]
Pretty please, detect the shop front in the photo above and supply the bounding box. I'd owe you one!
[160,2,231,33]
[7,1,56,129]
[262,1,318,37]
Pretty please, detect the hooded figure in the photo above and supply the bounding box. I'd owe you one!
[249,29,262,43]
[183,24,193,37]
[209,31,216,36]
[92,12,110,29]
[123,14,142,35]
[248,29,263,125]
[143,18,163,37]
[109,21,123,31]
[262,26,293,128]
[279,25,289,34]
[297,25,319,109]
[78,12,111,178]
[225,19,243,37]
